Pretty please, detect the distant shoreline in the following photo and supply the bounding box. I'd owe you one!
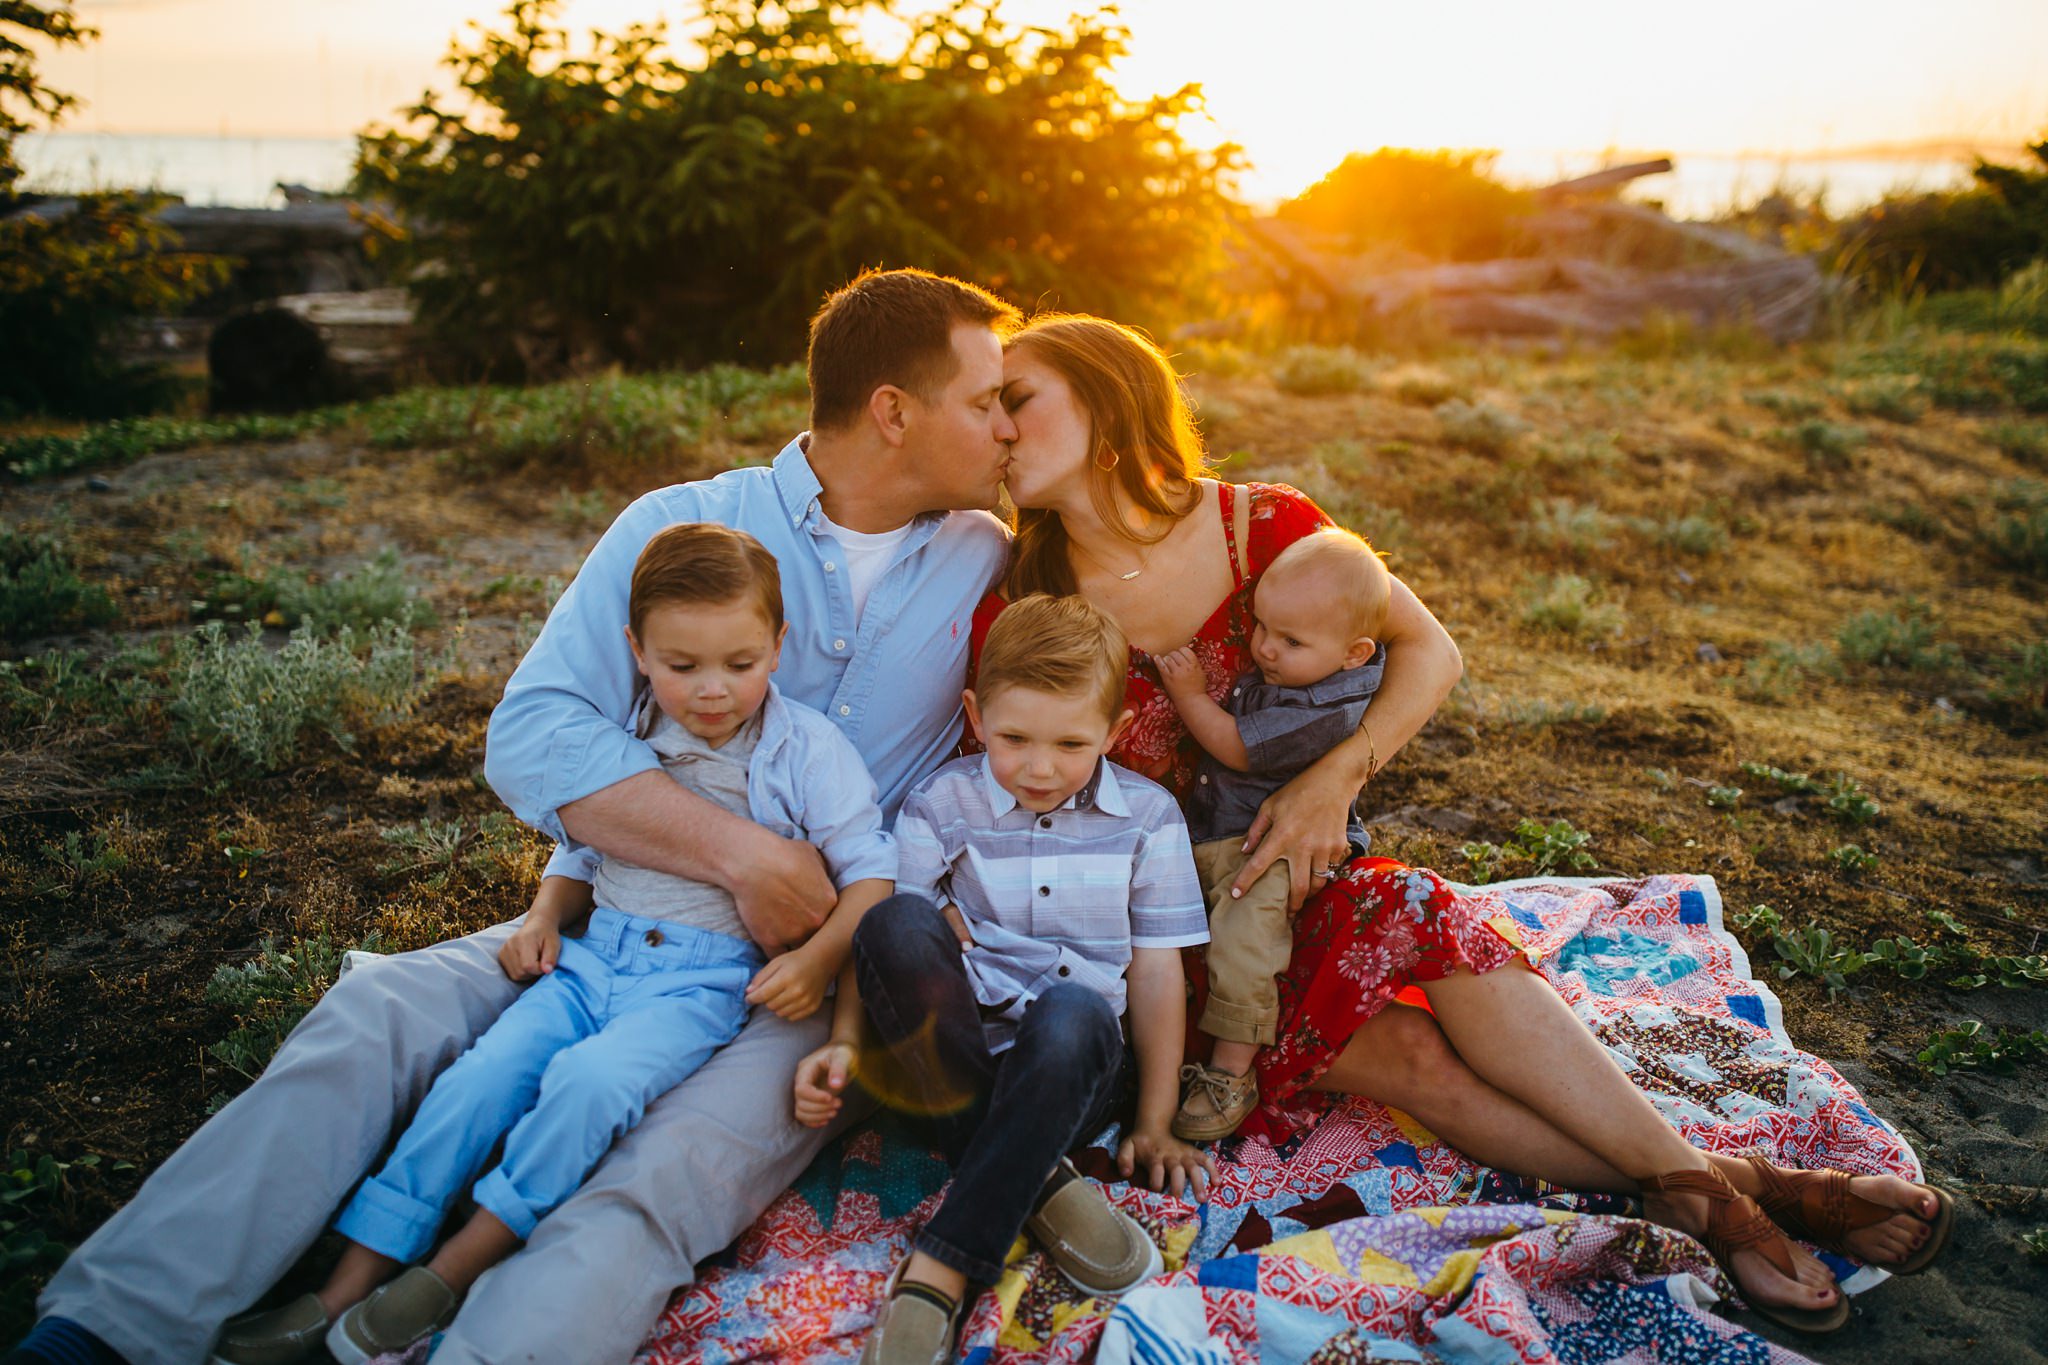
[16,130,1991,217]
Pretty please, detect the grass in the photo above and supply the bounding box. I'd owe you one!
[8,315,2048,1326]
[0,531,116,643]
[1268,346,1380,396]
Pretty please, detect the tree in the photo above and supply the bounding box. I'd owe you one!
[2,0,97,199]
[353,0,1245,374]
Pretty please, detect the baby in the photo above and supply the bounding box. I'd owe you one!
[1155,525,1390,1140]
[214,523,893,1365]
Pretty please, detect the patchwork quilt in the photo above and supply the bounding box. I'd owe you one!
[396,875,1924,1365]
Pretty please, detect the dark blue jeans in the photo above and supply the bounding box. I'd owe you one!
[851,893,1128,1283]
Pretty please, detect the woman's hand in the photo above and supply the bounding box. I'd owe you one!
[746,946,831,1020]
[1236,757,1358,911]
[1153,645,1206,701]
[498,920,562,982]
[792,1039,858,1128]
[1117,1125,1216,1201]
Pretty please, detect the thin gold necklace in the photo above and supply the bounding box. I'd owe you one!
[1071,529,1155,581]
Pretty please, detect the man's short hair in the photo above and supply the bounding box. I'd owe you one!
[807,268,1020,431]
[628,523,784,636]
[976,593,1128,720]
[1262,526,1392,639]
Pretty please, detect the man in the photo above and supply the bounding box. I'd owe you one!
[16,268,1021,1365]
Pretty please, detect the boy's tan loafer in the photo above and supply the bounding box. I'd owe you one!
[1023,1158,1163,1297]
[325,1266,460,1365]
[210,1293,330,1365]
[859,1260,964,1365]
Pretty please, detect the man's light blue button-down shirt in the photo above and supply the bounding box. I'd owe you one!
[484,437,1010,876]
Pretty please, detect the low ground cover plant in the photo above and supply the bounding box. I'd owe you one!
[0,531,116,643]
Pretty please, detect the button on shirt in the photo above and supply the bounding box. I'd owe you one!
[484,438,1010,877]
[893,754,1208,1053]
[1186,656,1386,846]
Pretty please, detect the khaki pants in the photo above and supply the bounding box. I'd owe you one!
[1191,838,1294,1046]
[39,919,870,1365]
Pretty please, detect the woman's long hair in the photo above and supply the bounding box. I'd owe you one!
[1004,314,1210,599]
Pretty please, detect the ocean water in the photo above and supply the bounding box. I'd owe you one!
[16,131,1982,219]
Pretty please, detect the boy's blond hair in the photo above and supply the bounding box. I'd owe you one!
[628,523,783,636]
[976,593,1129,720]
[1263,527,1392,640]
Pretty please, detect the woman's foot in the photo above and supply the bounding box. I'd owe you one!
[1713,1154,1951,1270]
[1641,1165,1847,1333]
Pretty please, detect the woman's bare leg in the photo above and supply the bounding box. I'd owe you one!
[1313,1004,1632,1193]
[1415,965,1840,1313]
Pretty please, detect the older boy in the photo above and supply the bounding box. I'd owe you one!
[850,594,1213,1365]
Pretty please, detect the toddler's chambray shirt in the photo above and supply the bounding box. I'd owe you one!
[894,753,1209,1053]
[482,437,1009,882]
[1186,655,1385,846]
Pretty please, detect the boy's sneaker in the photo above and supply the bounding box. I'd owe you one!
[1170,1062,1258,1142]
[210,1293,330,1365]
[1023,1158,1163,1297]
[860,1260,964,1365]
[324,1267,459,1365]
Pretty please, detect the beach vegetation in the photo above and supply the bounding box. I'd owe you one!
[1520,573,1623,637]
[1916,1021,2048,1076]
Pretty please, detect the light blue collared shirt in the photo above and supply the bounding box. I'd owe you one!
[484,437,1010,877]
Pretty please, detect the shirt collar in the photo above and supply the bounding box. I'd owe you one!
[771,432,954,542]
[975,754,1130,820]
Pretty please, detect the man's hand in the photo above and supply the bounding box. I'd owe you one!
[1117,1125,1216,1201]
[1154,645,1207,702]
[746,947,832,1021]
[728,821,837,952]
[792,1040,858,1128]
[498,920,562,982]
[1236,759,1357,912]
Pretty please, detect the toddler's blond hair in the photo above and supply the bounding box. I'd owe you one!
[1261,527,1391,640]
[976,594,1129,721]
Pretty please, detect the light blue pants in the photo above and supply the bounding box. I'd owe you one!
[334,909,760,1259]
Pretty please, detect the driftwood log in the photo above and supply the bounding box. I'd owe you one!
[1230,160,1825,345]
[208,288,417,412]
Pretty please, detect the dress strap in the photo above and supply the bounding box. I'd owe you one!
[1220,482,1249,588]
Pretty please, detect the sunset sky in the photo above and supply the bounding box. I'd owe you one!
[40,0,2048,202]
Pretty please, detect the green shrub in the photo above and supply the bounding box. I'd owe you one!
[1733,642,1835,702]
[1837,374,1928,423]
[1522,498,1618,555]
[1836,600,1958,672]
[2,411,331,483]
[379,812,534,888]
[0,531,114,642]
[1986,419,2048,465]
[1983,479,2048,574]
[35,829,127,897]
[0,195,226,417]
[1631,513,1727,555]
[1436,398,1527,454]
[1520,573,1623,637]
[1508,817,1598,876]
[1389,368,1466,407]
[170,620,446,773]
[1275,148,1535,261]
[1991,641,2048,718]
[204,932,355,1088]
[354,3,1240,374]
[1917,1020,2048,1076]
[1778,419,1867,465]
[1749,388,1823,419]
[1830,844,1880,875]
[1269,346,1379,397]
[1772,925,1874,995]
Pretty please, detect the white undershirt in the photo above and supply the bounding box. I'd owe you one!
[818,512,915,624]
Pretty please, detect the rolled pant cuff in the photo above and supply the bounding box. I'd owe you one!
[333,1176,448,1262]
[1198,999,1278,1046]
[911,1227,1009,1286]
[470,1169,542,1242]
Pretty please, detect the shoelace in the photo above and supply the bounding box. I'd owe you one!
[1179,1062,1251,1113]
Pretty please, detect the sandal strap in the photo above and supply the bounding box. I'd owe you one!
[1645,1167,1798,1282]
[1741,1156,1894,1247]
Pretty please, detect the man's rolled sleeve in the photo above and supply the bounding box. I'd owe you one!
[483,491,692,842]
[541,843,600,884]
[800,725,897,890]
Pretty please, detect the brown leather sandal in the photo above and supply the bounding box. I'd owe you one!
[1740,1155,1955,1276]
[1643,1167,1850,1335]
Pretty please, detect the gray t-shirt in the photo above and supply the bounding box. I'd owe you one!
[588,703,760,938]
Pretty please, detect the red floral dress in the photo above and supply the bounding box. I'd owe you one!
[969,483,1529,1143]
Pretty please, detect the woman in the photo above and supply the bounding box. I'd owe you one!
[973,312,1952,1335]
